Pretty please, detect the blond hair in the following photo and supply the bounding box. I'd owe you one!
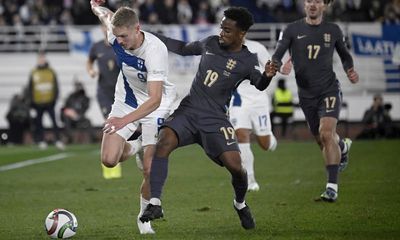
[111,7,139,28]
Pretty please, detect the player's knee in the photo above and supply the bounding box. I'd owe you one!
[101,153,118,168]
[319,130,335,145]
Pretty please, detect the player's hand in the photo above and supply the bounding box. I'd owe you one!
[280,58,292,75]
[347,67,359,84]
[103,117,126,134]
[265,60,278,78]
[88,69,98,78]
[90,0,107,17]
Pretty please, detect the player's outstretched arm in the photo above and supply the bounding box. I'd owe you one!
[153,32,202,56]
[90,0,113,27]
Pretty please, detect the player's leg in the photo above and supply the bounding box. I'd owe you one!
[97,91,123,178]
[140,126,179,222]
[236,128,259,191]
[100,132,126,167]
[136,144,155,234]
[220,151,255,230]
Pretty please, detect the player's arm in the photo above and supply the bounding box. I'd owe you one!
[90,0,113,30]
[271,27,292,70]
[248,60,278,91]
[153,32,203,56]
[335,26,359,84]
[86,47,97,78]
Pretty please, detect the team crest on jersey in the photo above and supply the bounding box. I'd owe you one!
[226,59,237,70]
[324,33,331,47]
[137,59,145,70]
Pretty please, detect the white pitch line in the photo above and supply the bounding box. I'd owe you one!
[0,153,74,172]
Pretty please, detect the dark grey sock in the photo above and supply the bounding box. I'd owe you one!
[326,164,339,184]
[150,156,169,199]
[232,171,248,203]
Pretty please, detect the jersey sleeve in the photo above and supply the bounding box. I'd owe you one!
[153,32,204,56]
[334,25,354,72]
[271,25,292,68]
[145,42,168,82]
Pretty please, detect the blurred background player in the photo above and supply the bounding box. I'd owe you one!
[27,50,65,150]
[271,78,294,138]
[272,0,359,202]
[140,7,278,230]
[229,38,279,192]
[90,0,177,234]
[87,23,122,179]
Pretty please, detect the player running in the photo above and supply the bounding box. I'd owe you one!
[271,0,358,202]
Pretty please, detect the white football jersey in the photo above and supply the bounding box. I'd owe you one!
[108,30,177,115]
[230,39,271,108]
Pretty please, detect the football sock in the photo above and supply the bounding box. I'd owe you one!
[326,183,338,192]
[140,195,149,214]
[233,199,246,210]
[150,156,169,199]
[232,170,248,203]
[268,134,278,151]
[238,143,255,183]
[149,198,161,206]
[326,164,339,184]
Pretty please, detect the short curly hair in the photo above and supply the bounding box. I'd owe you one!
[223,7,254,32]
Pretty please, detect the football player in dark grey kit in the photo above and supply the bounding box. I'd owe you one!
[271,0,359,202]
[140,7,278,229]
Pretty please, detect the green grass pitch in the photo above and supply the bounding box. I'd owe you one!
[0,140,399,239]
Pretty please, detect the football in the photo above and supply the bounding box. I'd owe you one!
[44,209,78,239]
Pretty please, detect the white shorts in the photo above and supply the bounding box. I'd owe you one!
[229,105,272,136]
[109,100,171,146]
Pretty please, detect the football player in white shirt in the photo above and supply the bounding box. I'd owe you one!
[229,39,278,191]
[90,0,177,234]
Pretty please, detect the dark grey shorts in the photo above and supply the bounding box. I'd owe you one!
[163,107,239,166]
[299,90,343,136]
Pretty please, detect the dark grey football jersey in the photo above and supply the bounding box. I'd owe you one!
[156,34,271,117]
[89,40,119,97]
[272,19,354,98]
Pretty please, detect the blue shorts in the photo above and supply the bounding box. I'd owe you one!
[163,107,239,166]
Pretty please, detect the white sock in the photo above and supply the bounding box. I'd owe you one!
[238,143,255,183]
[127,139,141,156]
[268,134,278,151]
[139,195,149,215]
[326,183,338,192]
[233,199,246,210]
[149,198,161,206]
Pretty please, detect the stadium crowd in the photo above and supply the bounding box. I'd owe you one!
[0,0,399,26]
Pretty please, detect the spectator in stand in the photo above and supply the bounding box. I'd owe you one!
[139,0,160,24]
[157,0,178,24]
[384,0,400,24]
[177,0,193,24]
[194,0,215,24]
